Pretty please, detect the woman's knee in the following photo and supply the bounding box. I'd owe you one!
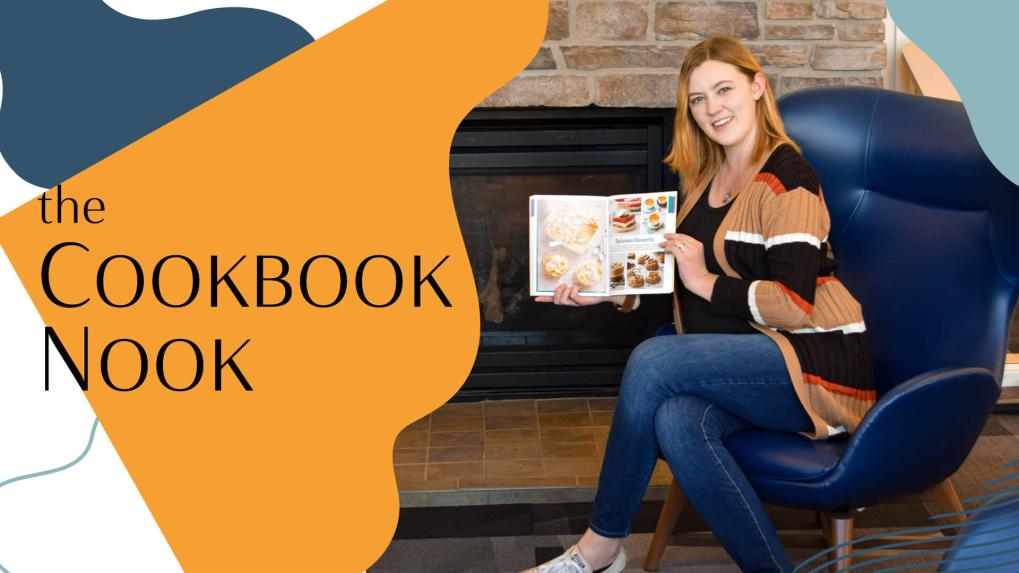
[627,334,681,364]
[619,336,679,399]
[655,395,750,454]
[653,394,712,451]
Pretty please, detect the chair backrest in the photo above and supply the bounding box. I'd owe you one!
[779,87,1019,396]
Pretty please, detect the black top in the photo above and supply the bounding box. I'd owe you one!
[676,184,757,334]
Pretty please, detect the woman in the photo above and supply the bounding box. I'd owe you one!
[529,36,874,573]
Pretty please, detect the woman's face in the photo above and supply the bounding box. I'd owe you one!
[686,59,764,150]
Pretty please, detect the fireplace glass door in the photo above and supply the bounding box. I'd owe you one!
[450,109,677,398]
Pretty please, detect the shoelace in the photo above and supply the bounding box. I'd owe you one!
[536,549,587,573]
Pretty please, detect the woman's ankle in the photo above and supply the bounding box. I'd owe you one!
[577,529,623,568]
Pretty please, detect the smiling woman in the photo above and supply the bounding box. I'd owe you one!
[529,35,874,573]
[667,36,800,209]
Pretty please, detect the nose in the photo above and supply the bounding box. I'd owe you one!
[706,95,723,116]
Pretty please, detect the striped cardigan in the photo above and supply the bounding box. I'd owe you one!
[673,143,875,439]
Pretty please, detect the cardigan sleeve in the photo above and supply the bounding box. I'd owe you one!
[709,183,829,330]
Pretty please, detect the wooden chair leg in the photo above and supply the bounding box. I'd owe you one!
[926,478,966,536]
[824,511,854,573]
[644,478,688,571]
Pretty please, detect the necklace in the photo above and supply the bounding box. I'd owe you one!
[716,161,752,205]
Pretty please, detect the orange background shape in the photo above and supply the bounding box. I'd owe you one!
[0,0,546,570]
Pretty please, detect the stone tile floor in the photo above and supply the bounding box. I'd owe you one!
[394,397,675,495]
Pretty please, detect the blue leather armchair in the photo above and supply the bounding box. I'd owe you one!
[644,87,1019,571]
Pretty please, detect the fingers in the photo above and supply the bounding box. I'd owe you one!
[660,234,699,247]
[540,283,590,306]
[659,238,686,254]
[564,284,581,306]
[538,283,606,306]
[553,283,569,305]
[555,283,577,306]
[659,233,702,253]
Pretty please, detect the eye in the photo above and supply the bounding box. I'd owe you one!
[690,96,704,105]
[719,86,731,94]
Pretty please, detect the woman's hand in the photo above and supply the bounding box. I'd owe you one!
[535,284,622,307]
[661,233,717,301]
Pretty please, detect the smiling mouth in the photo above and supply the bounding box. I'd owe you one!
[712,116,734,128]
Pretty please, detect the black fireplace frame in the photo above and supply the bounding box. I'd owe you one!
[451,107,677,190]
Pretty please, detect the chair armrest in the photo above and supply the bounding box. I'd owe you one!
[818,367,999,508]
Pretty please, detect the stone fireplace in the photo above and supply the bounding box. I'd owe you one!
[484,0,889,109]
[452,1,901,398]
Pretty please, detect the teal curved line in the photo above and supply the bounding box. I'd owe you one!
[808,521,1019,573]
[794,503,1019,572]
[794,519,1019,570]
[0,417,100,573]
[964,483,1019,504]
[984,470,1019,488]
[0,417,99,490]
[868,546,1019,573]
[928,494,1019,522]
[868,555,1019,573]
[796,459,1019,572]
[795,519,974,572]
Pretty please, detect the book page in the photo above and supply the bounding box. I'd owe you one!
[606,191,678,295]
[529,195,610,296]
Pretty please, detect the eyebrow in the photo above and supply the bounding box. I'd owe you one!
[688,80,733,97]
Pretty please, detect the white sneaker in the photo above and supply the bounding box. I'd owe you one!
[520,544,627,573]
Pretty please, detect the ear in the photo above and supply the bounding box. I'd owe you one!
[751,72,766,101]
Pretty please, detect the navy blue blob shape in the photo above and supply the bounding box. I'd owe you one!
[0,1,313,188]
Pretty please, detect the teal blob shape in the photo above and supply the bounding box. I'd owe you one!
[887,0,1019,187]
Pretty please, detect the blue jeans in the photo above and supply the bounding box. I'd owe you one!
[589,333,813,573]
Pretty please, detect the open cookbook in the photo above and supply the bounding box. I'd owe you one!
[529,191,679,296]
